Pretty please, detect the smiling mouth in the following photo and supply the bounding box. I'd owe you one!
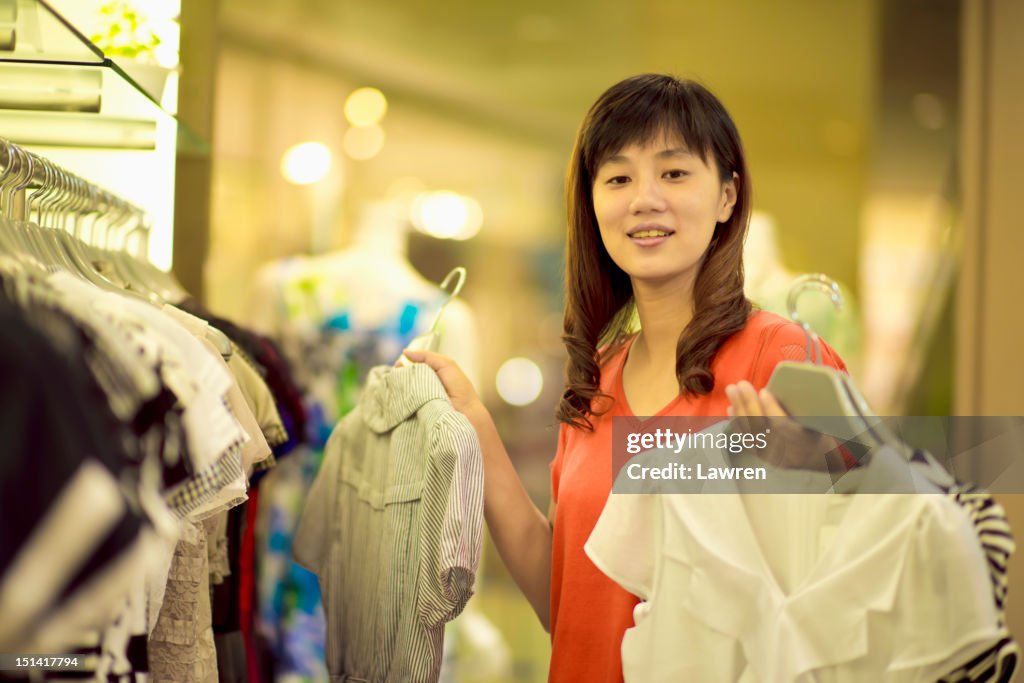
[630,230,672,239]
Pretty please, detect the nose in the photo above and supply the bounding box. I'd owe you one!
[629,174,667,214]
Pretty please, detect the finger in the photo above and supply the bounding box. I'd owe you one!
[725,383,739,411]
[732,381,765,416]
[401,349,454,372]
[725,385,752,432]
[756,388,789,418]
[725,383,756,414]
[726,385,760,442]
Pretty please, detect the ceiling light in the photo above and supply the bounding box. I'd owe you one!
[280,141,332,185]
[344,87,388,127]
[410,191,483,240]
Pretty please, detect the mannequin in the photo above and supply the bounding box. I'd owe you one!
[744,211,862,373]
[314,198,480,386]
[250,198,479,389]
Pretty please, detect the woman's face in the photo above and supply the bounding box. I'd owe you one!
[591,132,737,292]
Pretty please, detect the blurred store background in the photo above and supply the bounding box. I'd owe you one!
[5,0,1023,680]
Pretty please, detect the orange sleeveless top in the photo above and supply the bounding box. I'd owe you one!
[548,311,847,682]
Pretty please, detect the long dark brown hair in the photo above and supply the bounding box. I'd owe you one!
[557,74,752,429]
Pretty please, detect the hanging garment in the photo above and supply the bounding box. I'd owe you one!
[0,272,205,681]
[246,333,308,459]
[211,501,250,683]
[0,299,150,654]
[179,297,307,458]
[149,519,218,683]
[46,272,249,482]
[148,334,274,681]
[32,274,270,676]
[587,445,1004,682]
[0,143,304,681]
[922,457,1019,683]
[252,265,448,682]
[226,347,289,453]
[293,364,484,683]
[164,303,288,457]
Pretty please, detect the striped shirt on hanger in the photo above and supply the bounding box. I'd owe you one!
[294,364,484,683]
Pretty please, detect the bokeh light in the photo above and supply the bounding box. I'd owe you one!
[280,141,332,185]
[343,124,385,160]
[410,191,483,240]
[344,87,388,127]
[496,357,544,406]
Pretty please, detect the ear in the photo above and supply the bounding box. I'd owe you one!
[717,172,739,223]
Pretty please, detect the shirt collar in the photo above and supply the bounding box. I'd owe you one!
[359,364,449,433]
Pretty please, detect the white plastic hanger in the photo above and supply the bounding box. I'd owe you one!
[398,266,467,367]
[766,274,907,461]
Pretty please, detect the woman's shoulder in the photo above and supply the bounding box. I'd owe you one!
[740,309,810,348]
[718,310,848,382]
[721,310,796,352]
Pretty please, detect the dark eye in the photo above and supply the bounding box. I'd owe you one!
[606,175,630,185]
[664,169,689,180]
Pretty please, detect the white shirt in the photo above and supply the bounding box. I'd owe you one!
[586,447,1002,682]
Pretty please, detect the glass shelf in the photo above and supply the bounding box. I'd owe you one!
[0,0,103,63]
[0,0,204,152]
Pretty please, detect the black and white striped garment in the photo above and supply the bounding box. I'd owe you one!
[294,364,484,683]
[0,299,148,657]
[913,452,1020,683]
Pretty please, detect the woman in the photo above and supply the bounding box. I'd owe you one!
[403,73,847,682]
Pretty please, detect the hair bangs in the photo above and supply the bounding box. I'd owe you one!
[581,76,720,181]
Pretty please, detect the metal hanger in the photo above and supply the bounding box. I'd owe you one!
[50,162,134,293]
[397,266,467,366]
[69,176,124,285]
[110,206,188,304]
[36,163,87,273]
[766,273,905,461]
[426,267,466,334]
[0,143,30,256]
[78,185,136,291]
[0,138,231,360]
[24,159,63,268]
[0,142,51,274]
[98,193,154,294]
[106,197,230,357]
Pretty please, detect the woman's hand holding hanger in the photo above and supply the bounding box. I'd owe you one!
[401,349,485,423]
[726,380,847,472]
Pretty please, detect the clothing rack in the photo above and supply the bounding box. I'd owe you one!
[0,137,151,259]
[0,136,194,307]
[0,129,311,681]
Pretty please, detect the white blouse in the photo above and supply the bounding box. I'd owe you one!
[586,448,1002,682]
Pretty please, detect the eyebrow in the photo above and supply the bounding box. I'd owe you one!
[602,147,695,165]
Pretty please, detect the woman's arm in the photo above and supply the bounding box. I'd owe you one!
[404,350,554,630]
